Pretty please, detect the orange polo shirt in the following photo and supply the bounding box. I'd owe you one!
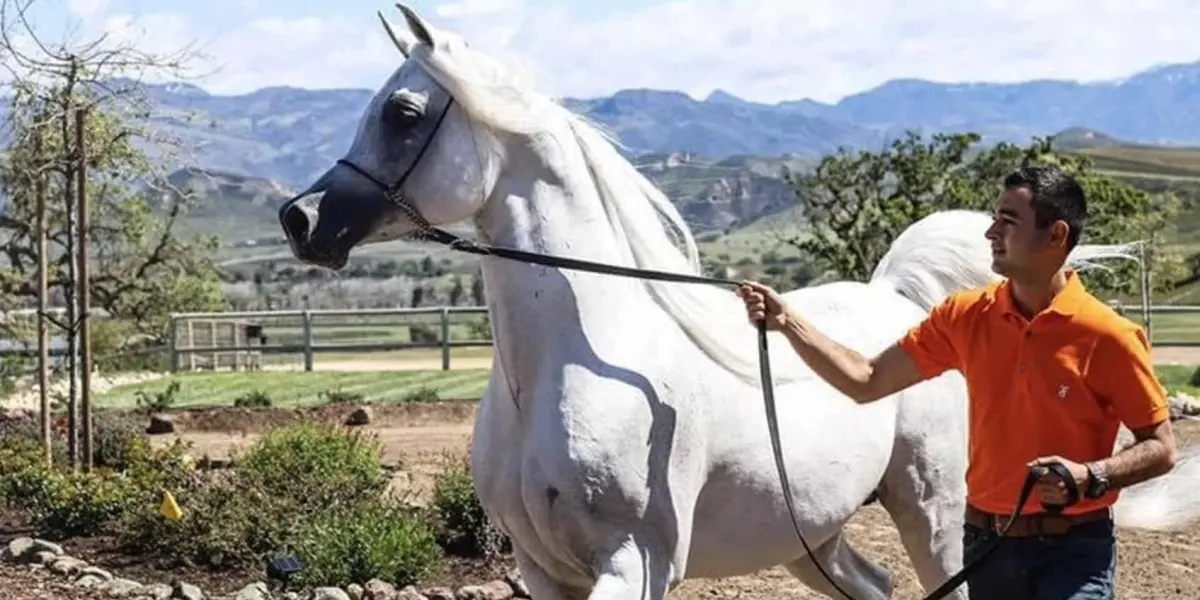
[897,271,1171,516]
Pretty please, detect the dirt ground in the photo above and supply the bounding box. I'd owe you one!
[159,402,1200,600]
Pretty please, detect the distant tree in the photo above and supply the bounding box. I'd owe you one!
[0,0,223,341]
[448,275,464,306]
[471,272,486,306]
[780,131,1185,297]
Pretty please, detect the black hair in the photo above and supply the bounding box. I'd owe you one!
[1002,165,1088,250]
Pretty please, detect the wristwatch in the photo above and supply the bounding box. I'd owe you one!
[1084,462,1111,498]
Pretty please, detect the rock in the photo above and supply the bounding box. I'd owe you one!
[363,579,397,600]
[455,580,514,600]
[422,588,454,600]
[147,413,175,434]
[141,582,173,600]
[344,406,373,426]
[97,577,144,597]
[172,581,206,600]
[78,565,115,581]
[396,586,427,600]
[33,550,60,566]
[312,587,352,600]
[1169,393,1200,419]
[74,574,106,589]
[346,583,365,600]
[504,568,528,598]
[4,537,64,563]
[48,555,89,577]
[234,581,270,600]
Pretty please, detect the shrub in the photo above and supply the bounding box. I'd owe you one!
[118,422,393,571]
[403,386,440,403]
[429,453,508,560]
[22,467,132,539]
[233,390,272,408]
[286,496,441,589]
[134,380,181,414]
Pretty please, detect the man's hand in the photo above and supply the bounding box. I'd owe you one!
[736,281,793,331]
[1028,456,1090,506]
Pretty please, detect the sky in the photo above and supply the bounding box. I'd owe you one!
[17,0,1200,104]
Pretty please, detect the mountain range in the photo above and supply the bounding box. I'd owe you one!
[136,58,1200,192]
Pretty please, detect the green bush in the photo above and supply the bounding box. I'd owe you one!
[286,496,441,589]
[22,468,132,539]
[429,453,508,560]
[118,422,394,571]
[233,390,272,408]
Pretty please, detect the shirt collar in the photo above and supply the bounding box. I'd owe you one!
[993,270,1089,319]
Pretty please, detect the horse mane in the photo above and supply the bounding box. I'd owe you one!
[409,44,1144,386]
[870,210,1144,312]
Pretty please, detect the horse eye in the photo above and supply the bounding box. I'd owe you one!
[385,91,425,127]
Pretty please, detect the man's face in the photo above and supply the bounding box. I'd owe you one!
[985,186,1069,278]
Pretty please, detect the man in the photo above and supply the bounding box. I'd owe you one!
[737,165,1177,600]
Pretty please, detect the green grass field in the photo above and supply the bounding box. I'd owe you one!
[98,369,492,410]
[98,363,1197,412]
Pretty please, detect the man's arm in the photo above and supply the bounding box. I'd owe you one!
[1092,419,1176,491]
[1090,325,1179,491]
[780,313,935,404]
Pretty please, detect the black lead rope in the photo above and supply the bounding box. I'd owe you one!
[331,101,1079,596]
[410,227,1081,600]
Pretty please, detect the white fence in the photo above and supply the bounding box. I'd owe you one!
[167,306,490,372]
[164,303,1200,373]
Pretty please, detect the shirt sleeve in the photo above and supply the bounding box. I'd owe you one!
[1090,325,1171,430]
[896,294,964,379]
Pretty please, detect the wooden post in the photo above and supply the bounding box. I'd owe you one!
[441,307,450,371]
[75,107,93,472]
[302,311,314,371]
[34,130,50,466]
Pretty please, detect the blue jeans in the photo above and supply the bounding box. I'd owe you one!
[962,518,1116,600]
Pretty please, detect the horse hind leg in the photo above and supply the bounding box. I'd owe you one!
[874,397,970,599]
[784,531,893,600]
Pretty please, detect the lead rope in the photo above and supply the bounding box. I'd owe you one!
[390,208,1077,600]
[334,127,1074,598]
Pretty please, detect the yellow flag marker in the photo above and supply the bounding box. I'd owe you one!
[160,490,183,522]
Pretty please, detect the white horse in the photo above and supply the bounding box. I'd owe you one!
[276,5,1200,598]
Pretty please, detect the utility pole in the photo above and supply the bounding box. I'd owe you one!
[75,106,92,472]
[34,128,50,466]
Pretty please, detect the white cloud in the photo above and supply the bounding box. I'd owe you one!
[45,0,1200,103]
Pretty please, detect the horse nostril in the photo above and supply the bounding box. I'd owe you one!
[281,203,314,242]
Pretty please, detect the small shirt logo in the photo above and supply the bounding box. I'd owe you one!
[1057,384,1070,399]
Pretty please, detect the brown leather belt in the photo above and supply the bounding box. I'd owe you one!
[965,504,1112,538]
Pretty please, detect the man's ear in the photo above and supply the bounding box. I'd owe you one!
[1049,220,1071,249]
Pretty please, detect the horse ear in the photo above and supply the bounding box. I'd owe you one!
[395,3,435,48]
[377,10,414,57]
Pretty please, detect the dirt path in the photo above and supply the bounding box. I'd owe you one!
[158,405,1200,599]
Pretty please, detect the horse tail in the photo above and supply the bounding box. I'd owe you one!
[1113,442,1200,531]
[868,209,1143,313]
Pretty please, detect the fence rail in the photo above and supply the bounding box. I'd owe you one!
[167,306,491,372]
[160,302,1200,373]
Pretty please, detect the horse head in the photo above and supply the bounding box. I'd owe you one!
[278,3,499,270]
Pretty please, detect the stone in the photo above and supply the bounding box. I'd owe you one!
[74,574,106,589]
[396,586,428,600]
[363,579,397,600]
[172,581,205,600]
[504,568,528,598]
[78,565,115,581]
[346,583,365,600]
[455,580,514,600]
[48,555,88,577]
[146,414,175,434]
[4,537,64,563]
[422,588,454,600]
[140,582,173,600]
[234,581,270,600]
[344,406,373,426]
[312,587,352,600]
[97,577,144,597]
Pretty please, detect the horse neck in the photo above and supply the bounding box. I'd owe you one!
[472,128,663,384]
